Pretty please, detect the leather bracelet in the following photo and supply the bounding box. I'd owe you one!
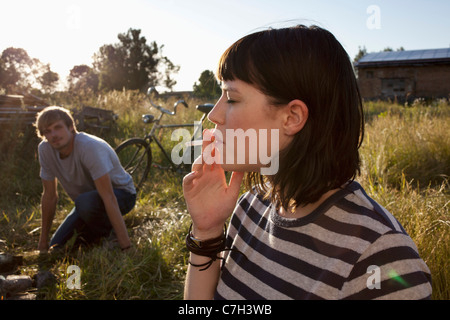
[185,224,227,270]
[186,224,227,249]
[188,257,219,271]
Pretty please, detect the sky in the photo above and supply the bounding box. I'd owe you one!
[1,0,449,91]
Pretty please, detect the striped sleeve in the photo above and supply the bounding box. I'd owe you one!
[341,230,432,299]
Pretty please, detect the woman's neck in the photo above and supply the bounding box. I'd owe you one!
[278,188,340,219]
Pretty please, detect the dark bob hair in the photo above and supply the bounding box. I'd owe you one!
[217,25,365,209]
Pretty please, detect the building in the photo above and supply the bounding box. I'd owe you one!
[355,48,450,101]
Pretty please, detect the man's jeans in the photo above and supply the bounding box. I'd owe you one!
[50,189,136,248]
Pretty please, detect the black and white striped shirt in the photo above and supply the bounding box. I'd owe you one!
[214,181,432,300]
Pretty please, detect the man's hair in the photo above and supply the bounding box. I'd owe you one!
[35,106,77,139]
[217,25,364,209]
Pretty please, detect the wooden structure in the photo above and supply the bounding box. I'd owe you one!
[73,106,117,131]
[0,94,49,125]
[0,95,116,133]
[355,48,450,101]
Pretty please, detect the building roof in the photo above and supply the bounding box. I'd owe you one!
[355,48,450,68]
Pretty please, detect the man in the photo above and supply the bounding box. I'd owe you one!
[35,106,136,252]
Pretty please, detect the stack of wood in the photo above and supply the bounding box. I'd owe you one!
[0,94,49,126]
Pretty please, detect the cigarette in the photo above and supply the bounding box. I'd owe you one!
[185,140,203,147]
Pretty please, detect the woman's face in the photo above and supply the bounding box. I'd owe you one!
[207,79,292,174]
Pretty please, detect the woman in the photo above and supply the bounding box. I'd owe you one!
[183,25,432,300]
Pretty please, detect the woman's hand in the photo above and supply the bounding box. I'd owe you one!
[183,129,244,239]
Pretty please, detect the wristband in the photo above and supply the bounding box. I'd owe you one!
[187,224,227,249]
[185,224,227,270]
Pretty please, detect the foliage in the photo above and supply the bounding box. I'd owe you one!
[353,45,367,64]
[0,47,59,94]
[93,28,179,92]
[39,65,59,94]
[1,28,180,96]
[193,70,221,99]
[67,65,99,95]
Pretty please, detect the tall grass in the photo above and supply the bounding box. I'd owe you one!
[359,99,449,299]
[362,99,450,188]
[0,92,448,299]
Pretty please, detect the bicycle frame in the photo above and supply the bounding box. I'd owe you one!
[115,87,213,191]
[142,88,210,171]
[146,121,202,171]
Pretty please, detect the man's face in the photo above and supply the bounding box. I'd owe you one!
[42,119,74,152]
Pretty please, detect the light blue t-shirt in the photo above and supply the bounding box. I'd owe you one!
[38,132,135,201]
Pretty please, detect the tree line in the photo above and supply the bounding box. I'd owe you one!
[0,27,222,99]
[0,47,59,95]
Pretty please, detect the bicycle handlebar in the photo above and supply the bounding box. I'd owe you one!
[147,87,188,116]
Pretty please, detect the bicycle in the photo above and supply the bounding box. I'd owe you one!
[115,87,214,191]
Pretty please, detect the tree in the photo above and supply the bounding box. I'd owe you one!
[93,28,179,92]
[193,70,221,99]
[0,47,60,94]
[39,64,59,94]
[353,46,368,64]
[383,46,405,52]
[0,47,33,92]
[67,64,99,93]
[0,58,21,91]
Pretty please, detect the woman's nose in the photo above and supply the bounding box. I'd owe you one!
[207,96,225,125]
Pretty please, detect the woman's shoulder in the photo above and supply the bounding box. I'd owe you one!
[341,181,406,234]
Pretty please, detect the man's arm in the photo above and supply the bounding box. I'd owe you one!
[38,178,58,252]
[94,173,131,250]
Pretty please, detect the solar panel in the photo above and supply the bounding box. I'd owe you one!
[358,48,450,64]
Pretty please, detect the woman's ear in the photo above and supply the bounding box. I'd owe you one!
[282,99,308,136]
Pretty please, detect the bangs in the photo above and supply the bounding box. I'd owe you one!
[35,106,76,139]
[216,28,296,106]
[37,110,62,133]
[217,33,261,85]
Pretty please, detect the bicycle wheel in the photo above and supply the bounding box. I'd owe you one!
[115,138,152,191]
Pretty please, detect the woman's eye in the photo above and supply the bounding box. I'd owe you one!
[227,99,236,104]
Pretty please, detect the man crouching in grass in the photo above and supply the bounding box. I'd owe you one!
[34,106,136,252]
